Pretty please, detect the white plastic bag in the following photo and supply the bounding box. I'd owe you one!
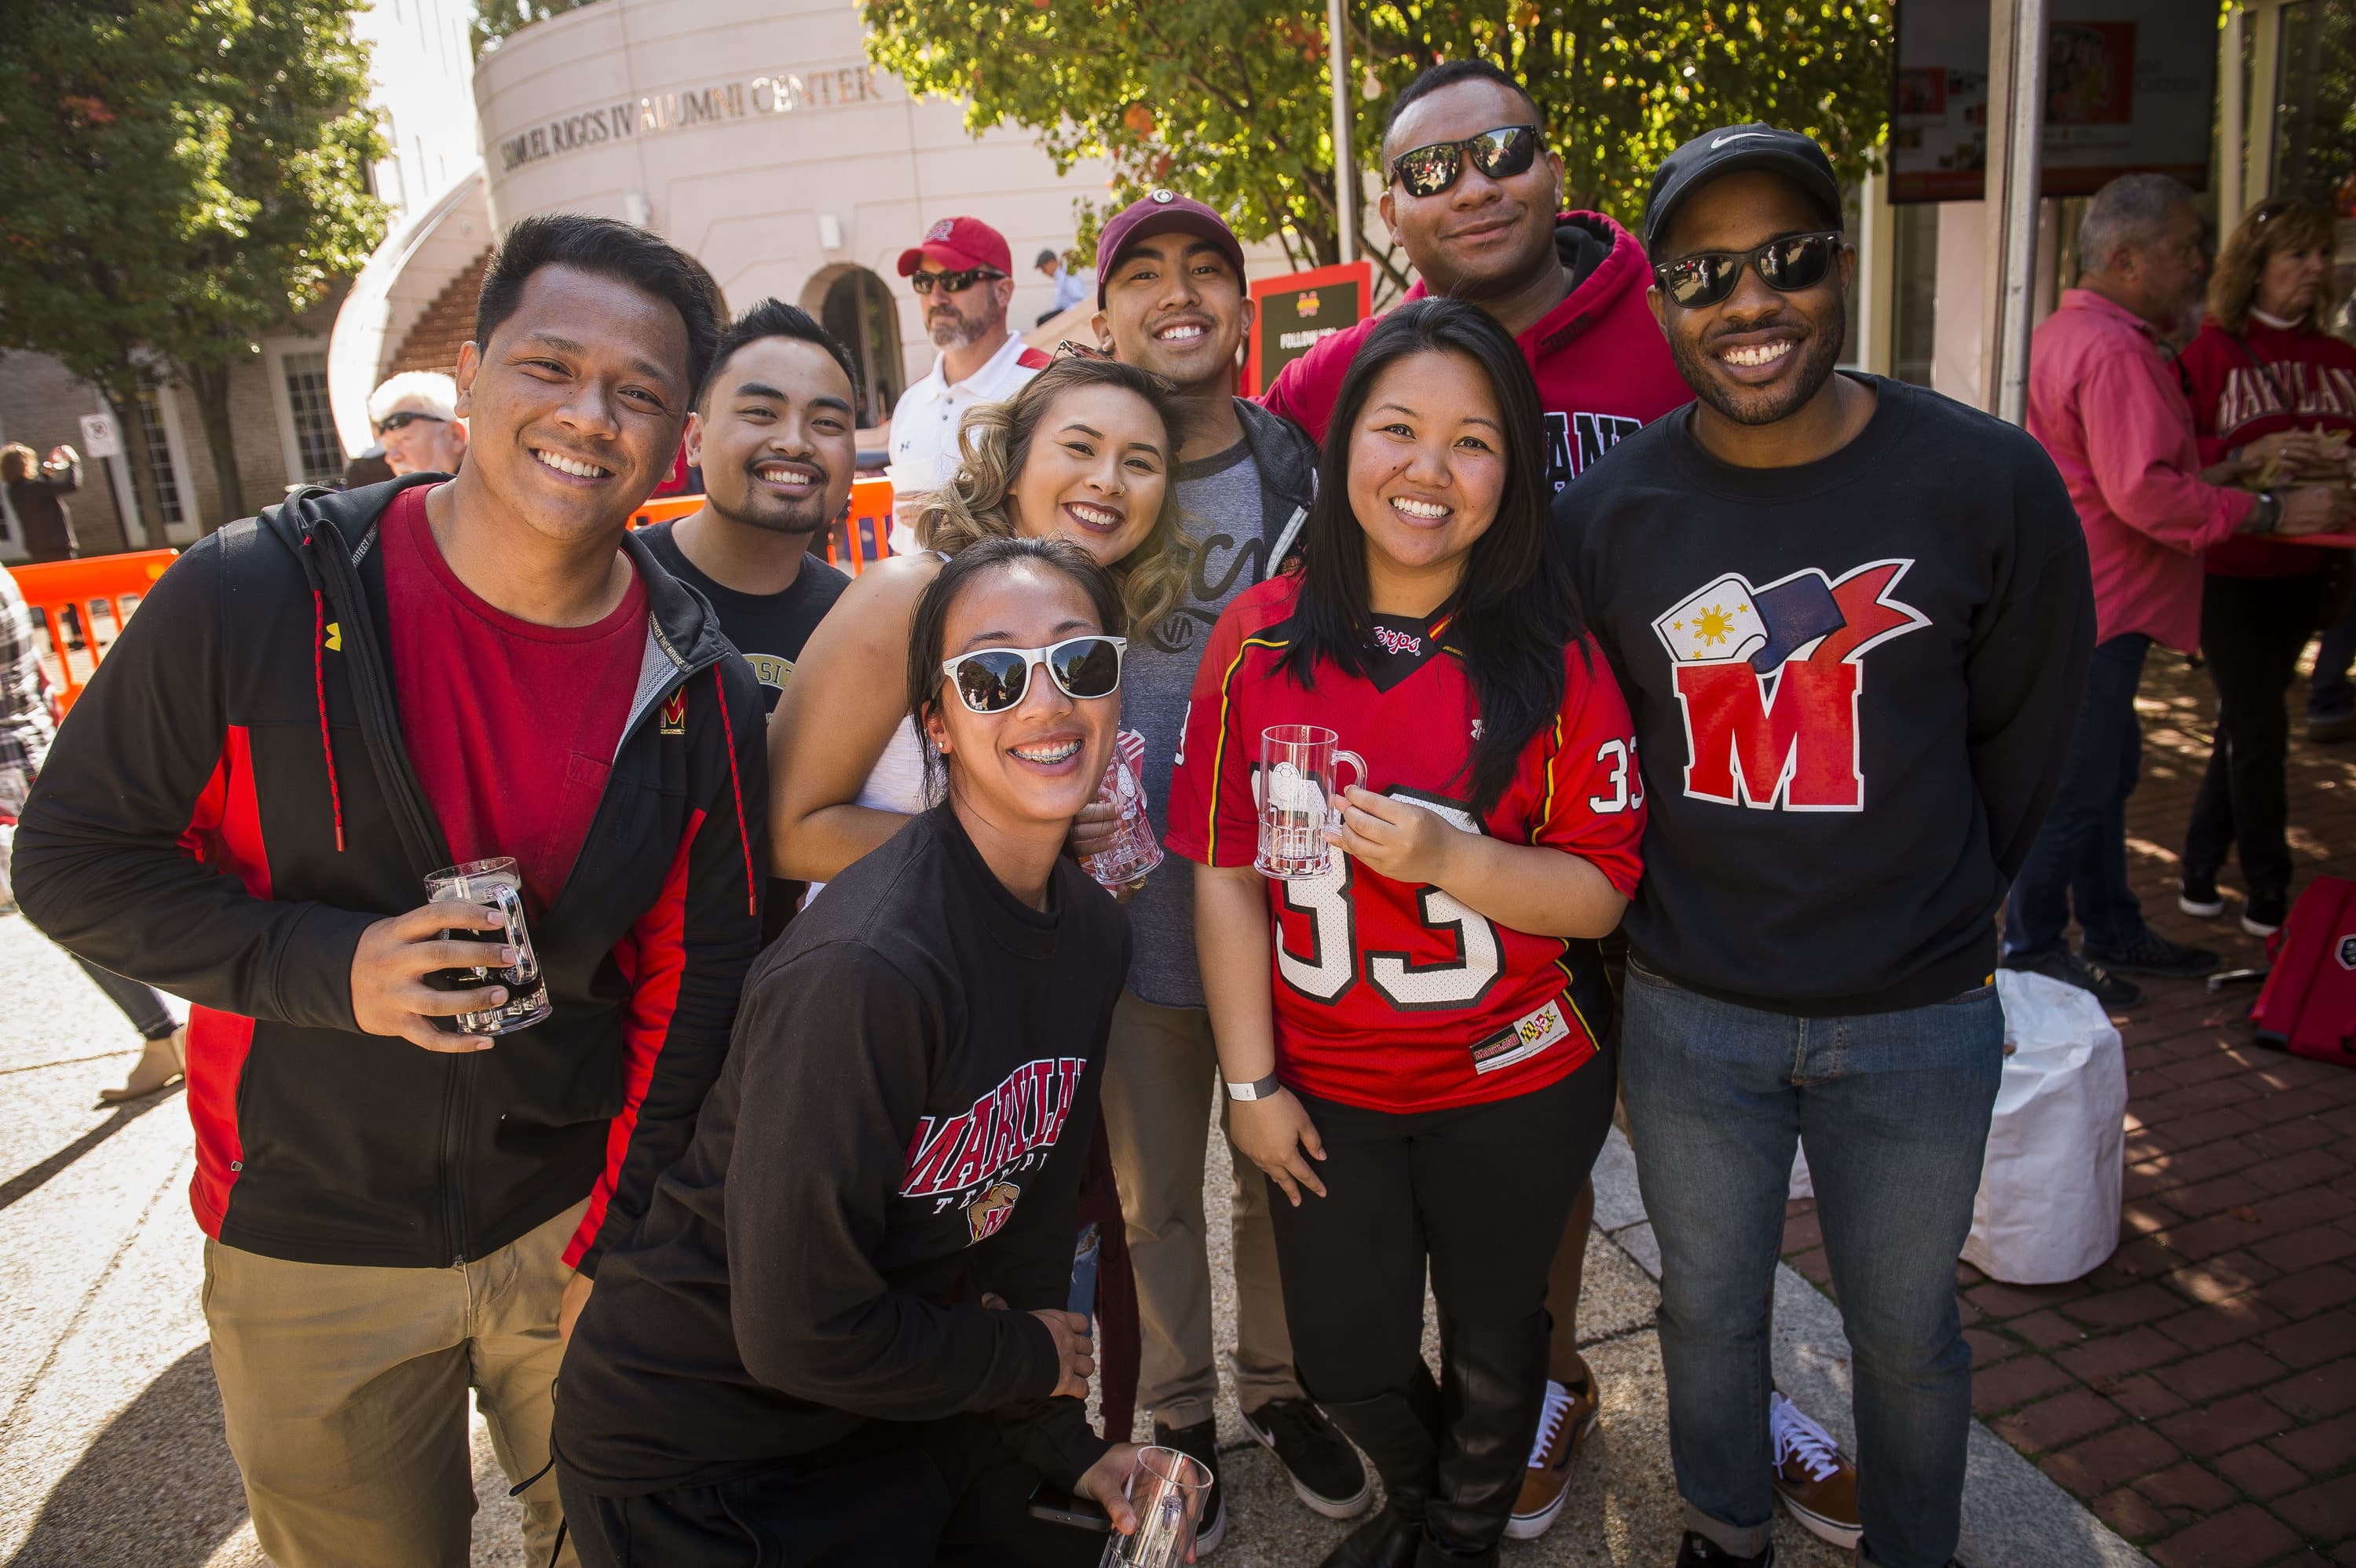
[1963,970,2127,1285]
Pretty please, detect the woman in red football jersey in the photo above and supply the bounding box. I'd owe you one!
[1167,299,1644,1568]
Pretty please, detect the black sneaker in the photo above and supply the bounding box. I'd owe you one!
[1151,1416,1227,1554]
[1242,1397,1372,1520]
[2310,706,2356,744]
[2179,874,2225,919]
[2082,930,2220,979]
[1674,1531,1776,1566]
[2243,891,2288,938]
[2003,948,2141,1008]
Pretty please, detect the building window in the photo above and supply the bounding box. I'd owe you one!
[280,351,344,484]
[131,386,187,531]
[1890,203,1940,389]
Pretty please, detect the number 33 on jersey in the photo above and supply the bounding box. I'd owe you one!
[1164,576,1648,1114]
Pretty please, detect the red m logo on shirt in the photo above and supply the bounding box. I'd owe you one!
[1659,561,1928,812]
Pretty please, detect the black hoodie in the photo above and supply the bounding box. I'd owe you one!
[12,474,767,1272]
[554,805,1129,1497]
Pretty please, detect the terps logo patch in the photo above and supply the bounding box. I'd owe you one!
[902,1057,1086,1238]
[1372,626,1422,657]
[925,217,958,243]
[966,1181,1022,1242]
[1652,560,1929,813]
[660,691,687,736]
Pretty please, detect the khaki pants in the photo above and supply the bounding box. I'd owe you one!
[202,1201,585,1568]
[1099,989,1298,1429]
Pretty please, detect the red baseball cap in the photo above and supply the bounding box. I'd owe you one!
[897,216,1013,278]
[1093,190,1248,307]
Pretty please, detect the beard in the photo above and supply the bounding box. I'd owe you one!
[1673,308,1847,428]
[712,465,836,537]
[927,307,993,349]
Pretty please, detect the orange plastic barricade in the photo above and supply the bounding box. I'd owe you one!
[627,479,897,577]
[11,550,179,714]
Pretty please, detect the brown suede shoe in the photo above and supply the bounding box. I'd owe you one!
[1505,1354,1598,1541]
[1769,1391,1860,1549]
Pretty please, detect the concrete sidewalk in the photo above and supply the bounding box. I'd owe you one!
[0,912,2144,1567]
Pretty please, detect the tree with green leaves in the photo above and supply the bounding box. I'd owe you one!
[865,1,1891,301]
[0,0,386,532]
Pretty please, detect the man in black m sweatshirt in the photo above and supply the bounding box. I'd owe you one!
[1554,129,2092,1568]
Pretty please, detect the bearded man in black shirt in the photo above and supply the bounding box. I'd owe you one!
[1556,128,2094,1568]
[638,301,854,935]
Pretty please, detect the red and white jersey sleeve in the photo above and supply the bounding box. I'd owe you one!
[1165,577,1646,1113]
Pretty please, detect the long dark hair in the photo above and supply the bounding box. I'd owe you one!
[906,535,1128,796]
[1276,298,1582,818]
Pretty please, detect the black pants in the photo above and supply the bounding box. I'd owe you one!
[2186,572,2325,901]
[1269,1053,1614,1558]
[557,1414,1101,1568]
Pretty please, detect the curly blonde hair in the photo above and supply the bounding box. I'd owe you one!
[916,356,1197,638]
[2208,197,2336,336]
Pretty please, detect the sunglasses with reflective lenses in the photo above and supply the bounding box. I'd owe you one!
[911,267,1008,295]
[375,411,448,435]
[1388,124,1542,199]
[941,635,1127,714]
[1652,231,1845,309]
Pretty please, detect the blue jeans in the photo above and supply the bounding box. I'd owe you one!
[1621,962,2003,1568]
[2311,591,2356,722]
[2002,633,2151,959]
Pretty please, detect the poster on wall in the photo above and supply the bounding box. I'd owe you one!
[1890,0,2215,203]
[1246,261,1373,397]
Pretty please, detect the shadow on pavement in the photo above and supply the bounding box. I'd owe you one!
[9,1345,247,1568]
[0,1090,177,1216]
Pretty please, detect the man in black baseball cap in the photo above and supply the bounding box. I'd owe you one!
[1556,124,2092,1568]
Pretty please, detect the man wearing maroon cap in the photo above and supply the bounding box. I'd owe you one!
[884,214,1052,552]
[1080,189,1368,1549]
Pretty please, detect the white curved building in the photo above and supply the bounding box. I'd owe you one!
[342,0,1175,434]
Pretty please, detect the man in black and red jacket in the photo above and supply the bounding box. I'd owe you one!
[11,214,764,1568]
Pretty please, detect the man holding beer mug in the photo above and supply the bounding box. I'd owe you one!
[10,214,767,1568]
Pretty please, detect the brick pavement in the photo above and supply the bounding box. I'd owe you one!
[1781,646,2356,1565]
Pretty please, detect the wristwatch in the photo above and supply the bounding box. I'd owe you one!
[2249,491,2283,535]
[1224,1073,1284,1102]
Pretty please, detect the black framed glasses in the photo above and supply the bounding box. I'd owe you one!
[941,635,1126,713]
[911,267,1008,295]
[374,411,448,435]
[1652,231,1846,309]
[1388,124,1542,198]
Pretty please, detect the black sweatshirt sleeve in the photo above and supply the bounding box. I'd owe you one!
[569,656,770,1276]
[12,535,379,1028]
[972,1076,1112,1488]
[1969,453,2098,883]
[723,941,1067,1426]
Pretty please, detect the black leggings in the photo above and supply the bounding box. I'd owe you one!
[1268,1055,1615,1406]
[2186,571,2325,900]
[557,1414,1100,1568]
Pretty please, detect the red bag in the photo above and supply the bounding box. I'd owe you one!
[2250,876,2356,1063]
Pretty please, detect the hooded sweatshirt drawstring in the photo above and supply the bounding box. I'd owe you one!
[305,550,348,853]
[712,666,755,916]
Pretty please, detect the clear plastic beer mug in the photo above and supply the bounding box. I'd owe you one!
[424,857,551,1036]
[1253,724,1366,881]
[1081,729,1165,889]
[1099,1445,1213,1568]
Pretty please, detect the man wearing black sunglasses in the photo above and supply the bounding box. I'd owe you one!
[366,371,469,476]
[887,214,1052,554]
[1557,125,2094,1568]
[1261,59,1689,499]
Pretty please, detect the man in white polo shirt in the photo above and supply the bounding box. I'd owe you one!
[884,214,1051,554]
